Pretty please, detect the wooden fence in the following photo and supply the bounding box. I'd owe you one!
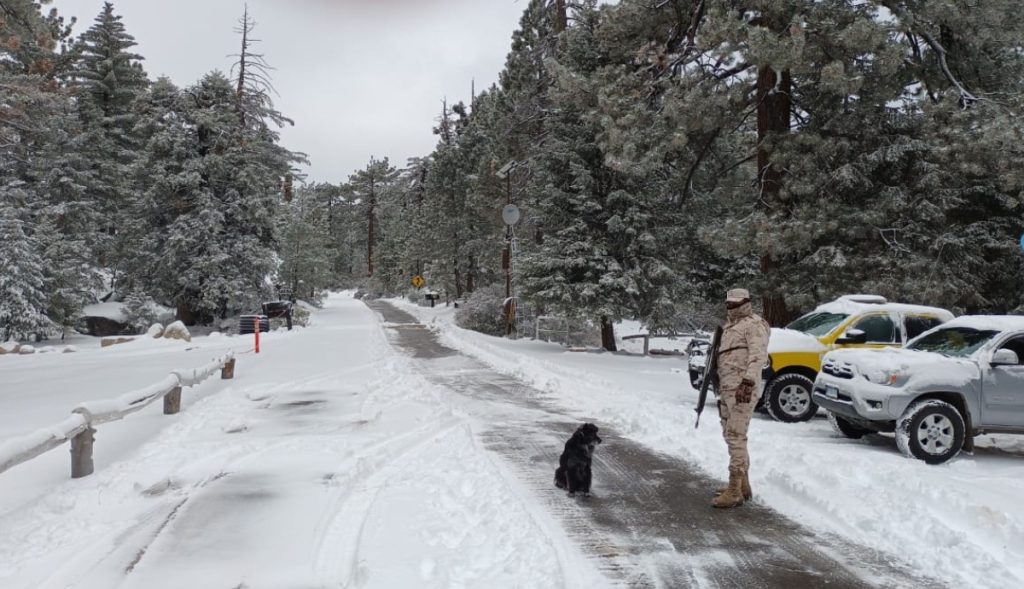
[0,353,236,479]
[621,333,699,356]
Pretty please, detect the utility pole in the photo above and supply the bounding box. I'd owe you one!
[497,161,521,337]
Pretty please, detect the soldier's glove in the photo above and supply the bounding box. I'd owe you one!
[736,379,755,404]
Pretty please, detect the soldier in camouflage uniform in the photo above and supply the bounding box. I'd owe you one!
[713,288,771,509]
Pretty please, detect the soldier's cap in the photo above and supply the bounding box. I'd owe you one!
[726,288,750,302]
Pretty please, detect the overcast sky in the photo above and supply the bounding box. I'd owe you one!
[51,0,531,183]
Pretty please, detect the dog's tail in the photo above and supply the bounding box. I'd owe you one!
[554,467,566,489]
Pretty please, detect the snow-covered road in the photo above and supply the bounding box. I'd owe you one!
[0,293,603,588]
[4,292,1007,587]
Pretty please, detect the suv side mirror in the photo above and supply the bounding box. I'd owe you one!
[836,329,867,345]
[992,349,1020,366]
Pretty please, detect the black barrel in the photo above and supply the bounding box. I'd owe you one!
[239,314,270,334]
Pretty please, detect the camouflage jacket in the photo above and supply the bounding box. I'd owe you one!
[717,303,771,391]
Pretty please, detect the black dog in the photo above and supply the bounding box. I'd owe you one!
[554,423,602,497]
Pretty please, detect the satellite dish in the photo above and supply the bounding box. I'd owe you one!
[502,204,521,226]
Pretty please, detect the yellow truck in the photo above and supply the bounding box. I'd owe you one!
[763,295,954,422]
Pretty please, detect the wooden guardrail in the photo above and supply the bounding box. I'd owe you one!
[0,353,236,479]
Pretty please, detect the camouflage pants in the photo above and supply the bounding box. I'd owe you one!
[718,386,760,472]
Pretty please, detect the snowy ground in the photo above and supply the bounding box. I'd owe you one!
[4,292,1021,588]
[0,293,604,589]
[391,298,1024,589]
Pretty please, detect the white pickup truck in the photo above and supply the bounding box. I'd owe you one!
[814,315,1024,464]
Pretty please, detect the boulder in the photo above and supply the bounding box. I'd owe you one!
[0,341,20,355]
[147,323,165,338]
[163,321,191,342]
[62,346,78,354]
[18,345,36,355]
[83,316,130,337]
[100,337,135,348]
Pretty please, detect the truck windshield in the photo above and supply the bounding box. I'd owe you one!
[906,327,998,357]
[786,312,849,336]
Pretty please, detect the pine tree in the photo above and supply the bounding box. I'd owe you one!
[36,214,98,338]
[348,157,398,279]
[277,187,333,302]
[0,204,52,341]
[70,2,149,276]
[122,286,157,332]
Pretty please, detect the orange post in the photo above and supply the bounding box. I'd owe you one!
[255,319,261,354]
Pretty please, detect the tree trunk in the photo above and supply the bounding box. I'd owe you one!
[760,254,791,327]
[756,65,792,327]
[555,0,568,33]
[454,262,463,298]
[367,181,375,277]
[600,316,617,352]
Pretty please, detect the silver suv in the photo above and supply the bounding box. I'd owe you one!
[813,316,1024,464]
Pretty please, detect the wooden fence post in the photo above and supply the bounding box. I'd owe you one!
[221,358,236,380]
[643,335,650,356]
[70,427,95,479]
[163,386,182,415]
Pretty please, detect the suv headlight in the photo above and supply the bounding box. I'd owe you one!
[864,369,904,387]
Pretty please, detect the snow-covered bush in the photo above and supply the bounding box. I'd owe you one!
[123,288,159,334]
[456,285,507,336]
[292,305,311,327]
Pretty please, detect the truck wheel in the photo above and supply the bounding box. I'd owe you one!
[828,412,872,439]
[689,370,701,389]
[895,400,965,465]
[765,373,818,423]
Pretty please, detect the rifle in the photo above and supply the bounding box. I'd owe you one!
[694,326,723,429]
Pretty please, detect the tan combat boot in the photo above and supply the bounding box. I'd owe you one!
[712,470,745,508]
[714,470,752,501]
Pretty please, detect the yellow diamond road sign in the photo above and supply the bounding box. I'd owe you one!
[412,275,425,289]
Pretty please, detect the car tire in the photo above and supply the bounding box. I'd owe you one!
[828,411,872,439]
[765,373,818,423]
[895,399,965,465]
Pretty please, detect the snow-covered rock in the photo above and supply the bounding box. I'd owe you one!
[81,302,131,337]
[17,345,35,355]
[0,341,20,355]
[146,323,165,338]
[61,346,78,354]
[162,321,191,342]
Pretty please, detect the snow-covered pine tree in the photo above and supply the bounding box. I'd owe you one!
[123,76,188,300]
[277,187,333,303]
[122,286,157,333]
[70,2,149,277]
[518,1,683,348]
[36,214,98,338]
[0,204,52,341]
[348,157,398,279]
